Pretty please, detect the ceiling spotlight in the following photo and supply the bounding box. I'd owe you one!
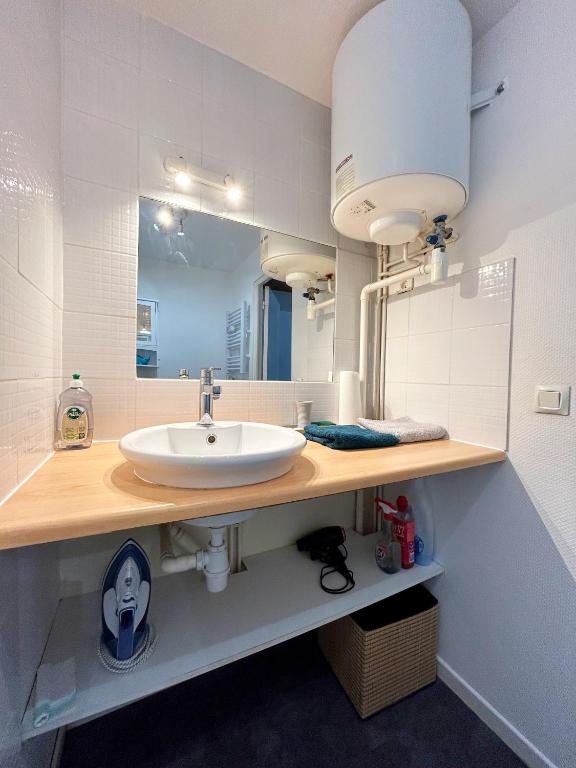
[164,156,189,190]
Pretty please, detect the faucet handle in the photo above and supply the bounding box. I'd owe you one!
[200,366,222,384]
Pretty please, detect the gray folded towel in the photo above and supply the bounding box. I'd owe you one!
[357,416,447,443]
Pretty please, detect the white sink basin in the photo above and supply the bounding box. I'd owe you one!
[119,421,306,489]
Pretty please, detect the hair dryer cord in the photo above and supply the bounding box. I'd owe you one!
[318,545,355,594]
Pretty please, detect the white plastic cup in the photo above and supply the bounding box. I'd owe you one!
[296,401,313,429]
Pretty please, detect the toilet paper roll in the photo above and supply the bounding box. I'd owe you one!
[338,371,362,424]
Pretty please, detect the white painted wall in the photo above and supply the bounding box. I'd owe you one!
[139,259,228,377]
[388,2,576,766]
[0,0,63,764]
[137,213,262,378]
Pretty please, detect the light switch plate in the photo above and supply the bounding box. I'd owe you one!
[534,384,571,415]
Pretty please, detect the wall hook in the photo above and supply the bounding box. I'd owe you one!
[471,77,509,112]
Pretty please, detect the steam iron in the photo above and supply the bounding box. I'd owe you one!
[99,539,156,672]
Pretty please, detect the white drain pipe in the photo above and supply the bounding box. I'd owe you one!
[160,523,230,592]
[359,262,432,410]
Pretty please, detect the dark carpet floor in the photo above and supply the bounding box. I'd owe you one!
[61,632,526,768]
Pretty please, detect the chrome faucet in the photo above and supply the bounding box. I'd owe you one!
[198,367,221,424]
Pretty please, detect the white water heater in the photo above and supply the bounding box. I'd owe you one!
[331,0,472,246]
[260,232,335,289]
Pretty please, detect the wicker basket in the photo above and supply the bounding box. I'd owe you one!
[318,585,438,719]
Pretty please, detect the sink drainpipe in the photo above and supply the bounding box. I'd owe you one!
[160,523,230,592]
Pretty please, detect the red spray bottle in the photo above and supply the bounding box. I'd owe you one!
[395,495,415,569]
[376,497,415,570]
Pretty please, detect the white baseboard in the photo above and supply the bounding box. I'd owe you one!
[437,657,557,768]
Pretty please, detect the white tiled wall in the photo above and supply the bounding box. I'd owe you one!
[133,379,338,430]
[61,0,342,435]
[0,0,63,765]
[334,237,378,380]
[384,258,514,449]
[0,4,63,501]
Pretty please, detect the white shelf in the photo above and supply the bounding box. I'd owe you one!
[21,531,443,739]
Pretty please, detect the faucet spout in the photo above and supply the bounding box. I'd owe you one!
[198,366,222,423]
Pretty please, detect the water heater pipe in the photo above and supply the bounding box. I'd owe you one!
[310,296,335,316]
[377,247,389,419]
[307,278,335,319]
[359,262,432,407]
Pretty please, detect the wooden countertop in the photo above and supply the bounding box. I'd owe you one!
[0,439,505,550]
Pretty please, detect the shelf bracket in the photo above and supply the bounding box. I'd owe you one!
[471,78,509,112]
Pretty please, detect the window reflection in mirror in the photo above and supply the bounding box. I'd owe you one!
[137,197,336,382]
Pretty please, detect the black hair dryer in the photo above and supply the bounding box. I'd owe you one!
[296,526,346,556]
[296,527,355,594]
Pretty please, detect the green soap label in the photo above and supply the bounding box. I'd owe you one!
[62,406,88,442]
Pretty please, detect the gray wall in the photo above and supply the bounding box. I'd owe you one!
[395,2,576,766]
[0,545,60,767]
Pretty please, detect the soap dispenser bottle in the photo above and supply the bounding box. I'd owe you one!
[56,374,94,450]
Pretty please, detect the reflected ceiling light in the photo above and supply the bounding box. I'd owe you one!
[173,170,192,190]
[156,205,173,227]
[164,156,242,203]
[224,174,242,203]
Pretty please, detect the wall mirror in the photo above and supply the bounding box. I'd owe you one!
[137,197,336,381]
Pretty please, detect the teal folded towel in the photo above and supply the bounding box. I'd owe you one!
[304,424,399,450]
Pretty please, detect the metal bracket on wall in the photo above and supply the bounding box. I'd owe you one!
[354,488,379,535]
[471,77,509,112]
